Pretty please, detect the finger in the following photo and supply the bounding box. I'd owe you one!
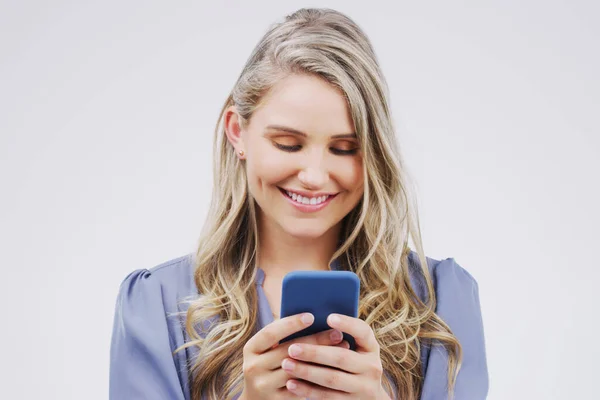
[332,340,351,351]
[272,328,343,350]
[292,328,345,347]
[247,367,300,396]
[327,314,379,353]
[286,379,347,400]
[286,343,363,374]
[282,358,359,392]
[246,313,314,354]
[270,367,297,389]
[276,386,304,400]
[264,329,346,370]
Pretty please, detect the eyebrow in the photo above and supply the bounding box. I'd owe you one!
[265,124,357,139]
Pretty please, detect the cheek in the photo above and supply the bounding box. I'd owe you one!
[245,147,292,188]
[337,156,364,191]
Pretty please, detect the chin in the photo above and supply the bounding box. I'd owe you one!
[279,222,331,240]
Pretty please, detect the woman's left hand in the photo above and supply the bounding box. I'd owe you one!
[281,313,391,400]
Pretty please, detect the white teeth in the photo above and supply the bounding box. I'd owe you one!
[284,190,330,205]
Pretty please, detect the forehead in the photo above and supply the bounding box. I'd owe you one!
[250,74,355,135]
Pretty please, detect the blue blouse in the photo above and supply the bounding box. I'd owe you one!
[109,251,488,399]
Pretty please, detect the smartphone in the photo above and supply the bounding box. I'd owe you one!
[279,270,360,350]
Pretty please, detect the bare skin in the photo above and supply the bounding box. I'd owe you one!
[239,313,350,400]
[224,74,364,280]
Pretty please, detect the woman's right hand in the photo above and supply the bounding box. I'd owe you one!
[239,313,348,400]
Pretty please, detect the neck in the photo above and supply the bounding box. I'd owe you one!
[256,213,341,281]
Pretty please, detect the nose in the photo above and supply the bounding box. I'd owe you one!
[297,151,329,189]
[298,167,328,189]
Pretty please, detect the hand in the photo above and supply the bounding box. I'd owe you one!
[281,313,391,400]
[239,313,351,400]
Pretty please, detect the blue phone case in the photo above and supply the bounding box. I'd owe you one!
[279,270,360,350]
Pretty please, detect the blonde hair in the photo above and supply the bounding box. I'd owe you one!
[174,8,462,400]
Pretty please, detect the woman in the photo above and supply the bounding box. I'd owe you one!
[109,8,488,400]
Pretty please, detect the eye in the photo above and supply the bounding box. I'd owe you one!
[330,147,358,155]
[273,141,359,155]
[330,140,359,155]
[273,142,301,152]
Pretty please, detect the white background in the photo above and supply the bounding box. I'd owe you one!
[1,1,598,399]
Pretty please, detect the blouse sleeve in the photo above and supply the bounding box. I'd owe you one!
[109,269,187,400]
[420,258,489,400]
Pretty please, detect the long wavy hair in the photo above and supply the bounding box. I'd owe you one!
[173,8,462,400]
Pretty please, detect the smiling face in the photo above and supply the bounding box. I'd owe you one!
[227,74,364,240]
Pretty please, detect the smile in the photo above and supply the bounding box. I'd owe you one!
[277,187,338,212]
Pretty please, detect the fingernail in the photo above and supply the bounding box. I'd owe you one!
[287,380,297,390]
[330,329,342,342]
[301,313,314,325]
[329,314,341,325]
[289,344,302,357]
[282,359,296,371]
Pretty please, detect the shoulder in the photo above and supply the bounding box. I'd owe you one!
[120,253,196,287]
[110,254,197,399]
[406,250,483,339]
[406,250,479,303]
[113,253,199,337]
[407,251,489,398]
[117,253,197,307]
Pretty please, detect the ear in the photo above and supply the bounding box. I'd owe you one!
[224,106,246,158]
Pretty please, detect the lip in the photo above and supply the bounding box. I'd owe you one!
[278,187,338,213]
[278,187,338,198]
